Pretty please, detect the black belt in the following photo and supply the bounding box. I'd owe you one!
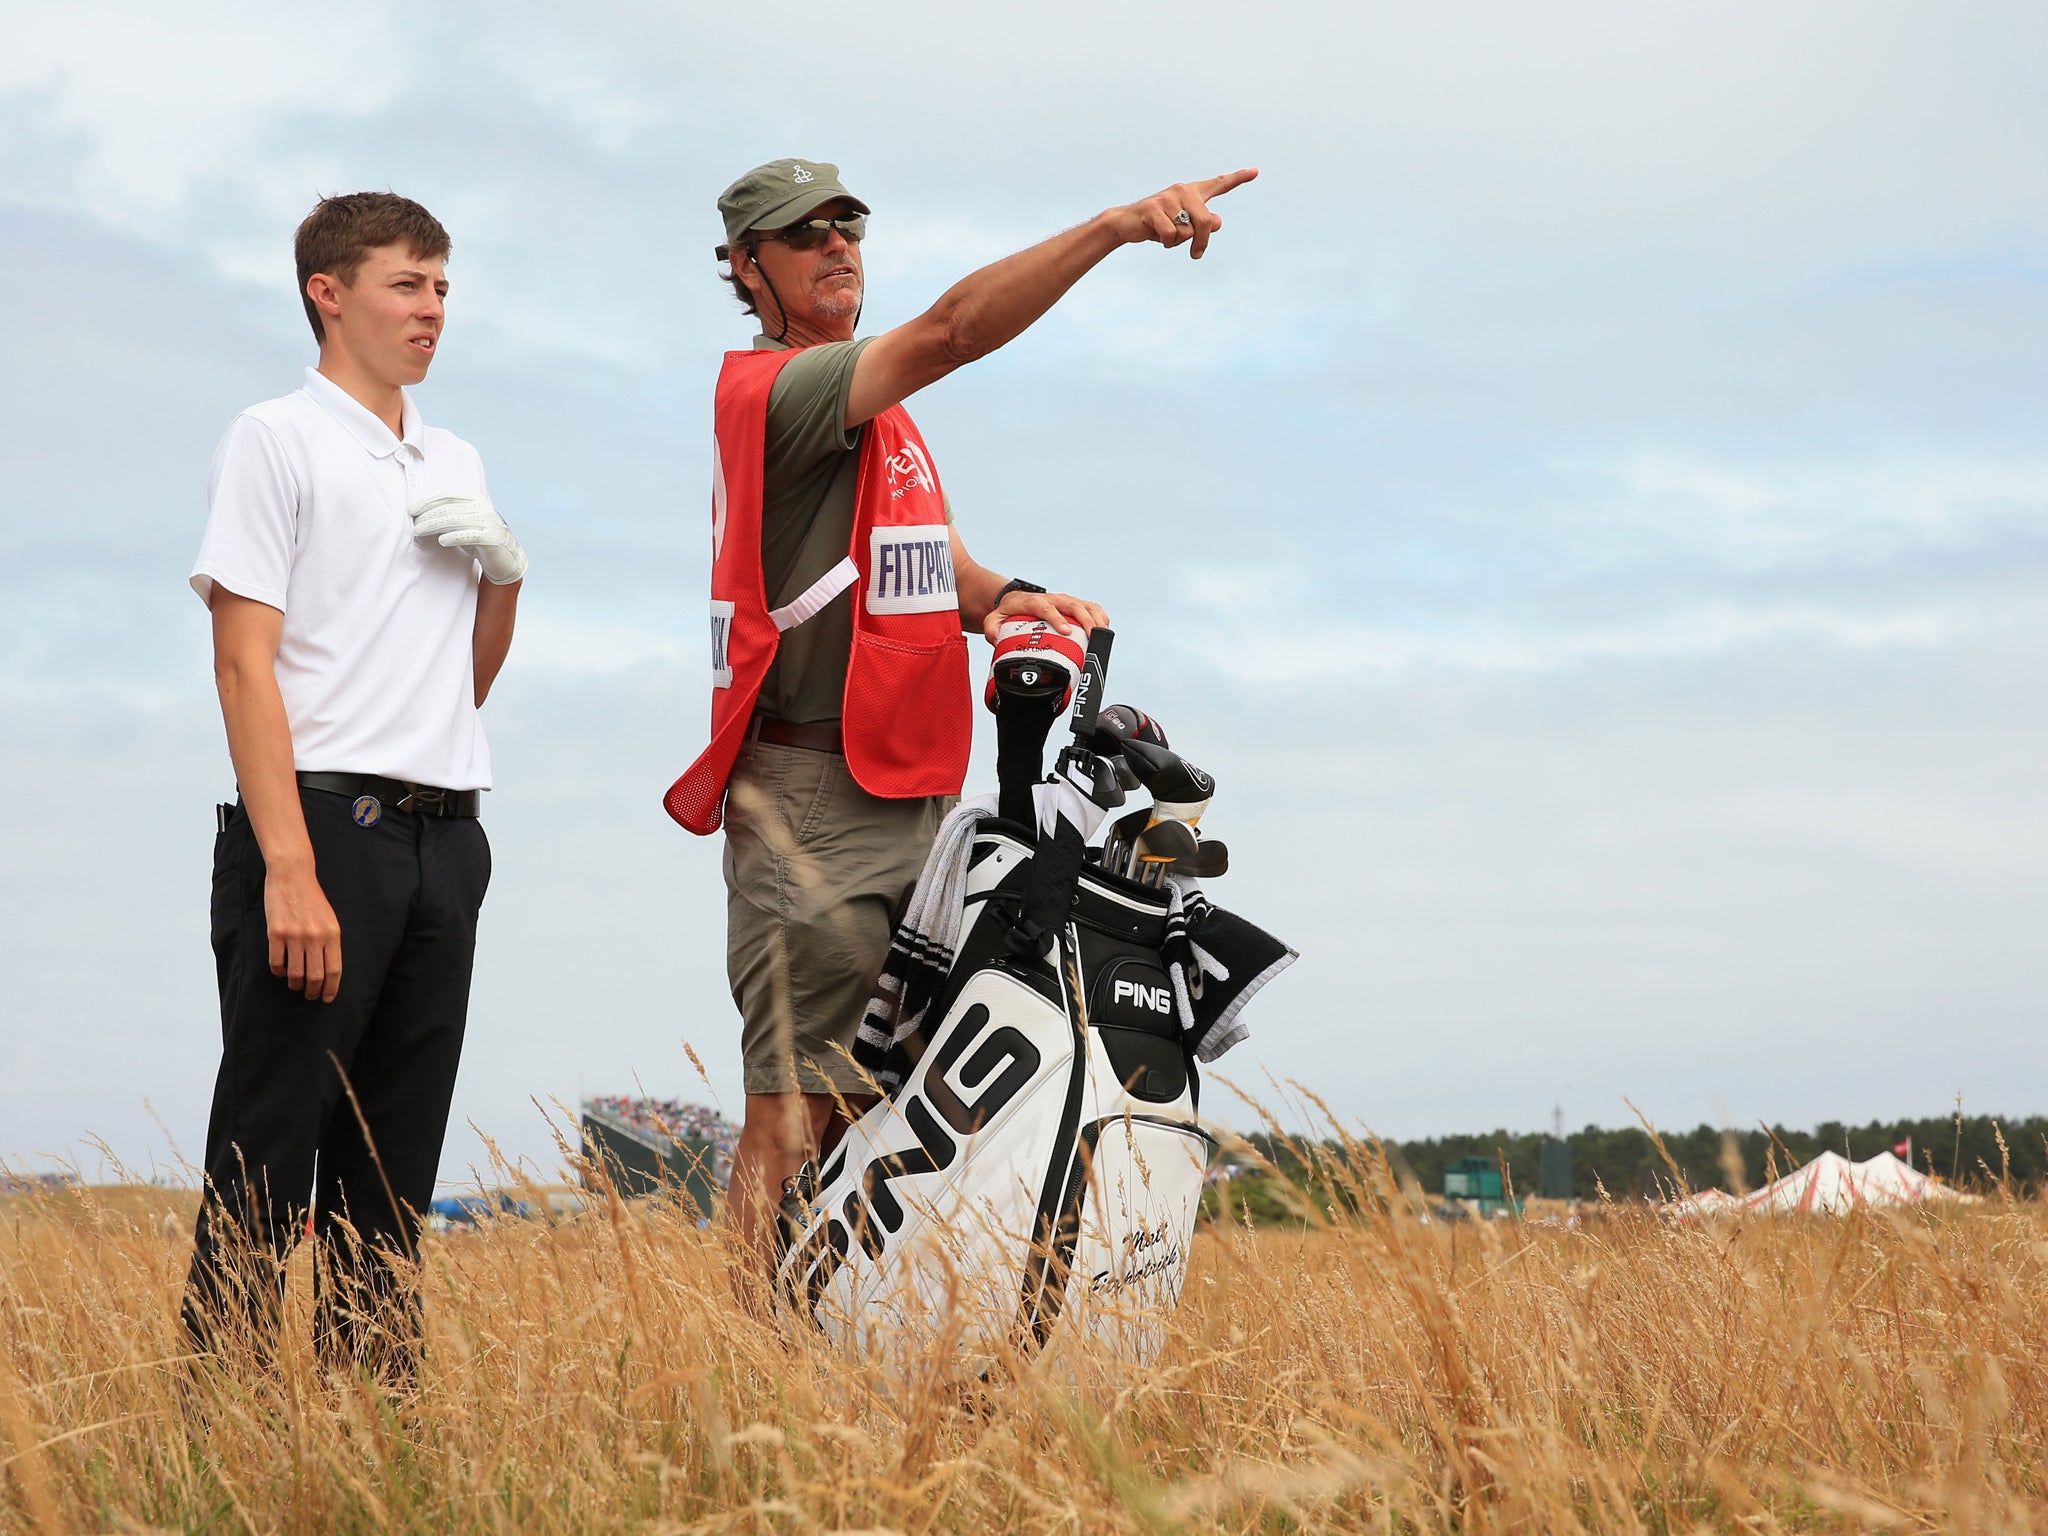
[296,772,480,817]
[746,716,844,754]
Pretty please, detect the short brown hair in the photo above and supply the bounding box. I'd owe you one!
[294,192,451,342]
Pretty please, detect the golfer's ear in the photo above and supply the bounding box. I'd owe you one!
[306,272,345,324]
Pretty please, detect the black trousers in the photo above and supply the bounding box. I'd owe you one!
[183,786,490,1374]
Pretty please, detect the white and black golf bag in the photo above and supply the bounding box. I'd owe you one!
[773,628,1221,1365]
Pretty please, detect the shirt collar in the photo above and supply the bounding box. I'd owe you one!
[300,366,427,458]
[752,334,792,352]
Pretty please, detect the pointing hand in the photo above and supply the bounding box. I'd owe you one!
[1106,169,1259,259]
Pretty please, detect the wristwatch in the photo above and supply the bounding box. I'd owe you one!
[994,577,1047,604]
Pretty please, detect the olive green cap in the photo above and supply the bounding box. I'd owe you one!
[717,158,869,253]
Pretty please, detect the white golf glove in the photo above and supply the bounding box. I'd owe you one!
[409,494,528,585]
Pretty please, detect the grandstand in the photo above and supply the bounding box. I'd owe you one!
[0,1171,73,1197]
[579,1097,735,1220]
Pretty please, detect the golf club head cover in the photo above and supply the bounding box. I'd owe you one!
[1091,704,1170,753]
[1004,628,1116,961]
[984,618,1085,714]
[1121,737,1217,823]
[1092,704,1165,791]
[1006,747,1105,960]
[994,692,1062,827]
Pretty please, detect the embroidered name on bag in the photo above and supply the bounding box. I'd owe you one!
[866,525,957,615]
[710,599,735,688]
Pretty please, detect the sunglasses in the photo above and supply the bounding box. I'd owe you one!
[752,214,867,252]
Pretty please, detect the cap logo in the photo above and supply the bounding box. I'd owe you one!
[792,166,814,184]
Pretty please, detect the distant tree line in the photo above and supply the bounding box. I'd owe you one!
[1237,1114,2048,1206]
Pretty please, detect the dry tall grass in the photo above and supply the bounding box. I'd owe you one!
[5,1144,2047,1534]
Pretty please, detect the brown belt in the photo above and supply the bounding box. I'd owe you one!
[748,716,844,754]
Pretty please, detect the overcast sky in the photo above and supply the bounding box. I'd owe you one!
[4,2,2045,1187]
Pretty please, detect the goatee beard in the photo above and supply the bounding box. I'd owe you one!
[813,286,861,321]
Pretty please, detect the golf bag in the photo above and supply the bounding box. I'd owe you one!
[773,628,1261,1365]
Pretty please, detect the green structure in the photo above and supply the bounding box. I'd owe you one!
[1539,1137,1574,1200]
[1443,1155,1522,1218]
[579,1100,726,1219]
[1538,1105,1575,1202]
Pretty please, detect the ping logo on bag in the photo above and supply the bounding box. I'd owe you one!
[866,525,956,615]
[1112,979,1172,1015]
[787,999,1042,1300]
[1097,959,1178,1030]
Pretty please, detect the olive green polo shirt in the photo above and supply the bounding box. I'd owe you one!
[754,334,953,724]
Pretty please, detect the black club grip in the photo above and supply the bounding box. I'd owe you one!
[1066,626,1114,743]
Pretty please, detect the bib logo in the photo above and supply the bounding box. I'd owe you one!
[885,441,936,498]
[867,524,957,615]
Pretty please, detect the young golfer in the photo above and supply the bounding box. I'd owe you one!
[183,193,525,1380]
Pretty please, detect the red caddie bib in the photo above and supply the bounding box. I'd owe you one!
[663,348,973,834]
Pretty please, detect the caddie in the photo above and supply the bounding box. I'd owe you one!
[664,157,1256,1264]
[183,192,525,1380]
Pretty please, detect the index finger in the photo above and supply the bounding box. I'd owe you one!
[1194,168,1259,201]
[1030,593,1085,635]
[411,508,484,539]
[1054,594,1110,630]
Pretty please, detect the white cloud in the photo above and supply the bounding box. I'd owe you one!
[1,5,405,225]
[510,609,694,679]
[1597,455,2048,568]
[1188,591,1966,686]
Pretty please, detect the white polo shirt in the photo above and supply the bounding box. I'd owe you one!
[190,367,493,790]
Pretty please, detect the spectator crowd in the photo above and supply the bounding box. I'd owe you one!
[583,1097,738,1170]
[0,1171,74,1196]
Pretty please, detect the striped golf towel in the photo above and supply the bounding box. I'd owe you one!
[853,794,997,1093]
[1161,875,1299,1062]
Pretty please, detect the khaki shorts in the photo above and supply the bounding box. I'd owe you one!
[723,741,953,1096]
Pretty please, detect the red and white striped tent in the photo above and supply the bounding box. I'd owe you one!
[1668,1187,1743,1217]
[1669,1150,1970,1217]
